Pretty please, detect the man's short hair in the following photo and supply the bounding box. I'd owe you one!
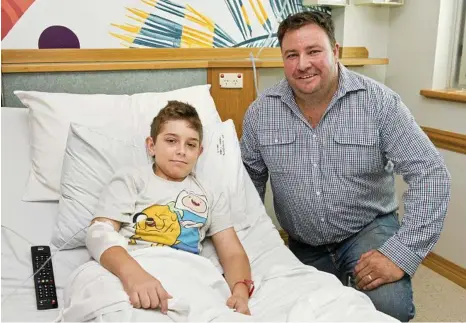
[150,100,203,142]
[277,11,336,48]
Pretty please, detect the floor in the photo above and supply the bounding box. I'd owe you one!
[411,265,466,322]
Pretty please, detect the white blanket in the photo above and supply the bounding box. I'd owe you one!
[57,247,248,322]
[56,238,398,322]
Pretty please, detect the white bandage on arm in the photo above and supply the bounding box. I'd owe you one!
[85,220,128,263]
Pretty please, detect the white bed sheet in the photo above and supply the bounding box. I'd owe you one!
[1,108,91,322]
[1,108,396,323]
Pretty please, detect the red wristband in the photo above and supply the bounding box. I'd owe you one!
[233,279,255,297]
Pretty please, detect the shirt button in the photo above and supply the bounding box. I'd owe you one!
[313,163,317,167]
[316,191,321,196]
[274,139,278,143]
[312,134,317,139]
[320,218,325,222]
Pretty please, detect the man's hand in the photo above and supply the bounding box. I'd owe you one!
[122,268,172,314]
[354,250,405,291]
[226,294,251,315]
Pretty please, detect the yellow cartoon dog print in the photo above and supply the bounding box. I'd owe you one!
[129,204,181,247]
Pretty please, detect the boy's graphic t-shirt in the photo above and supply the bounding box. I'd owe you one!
[94,164,232,254]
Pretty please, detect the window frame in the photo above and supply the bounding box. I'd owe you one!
[449,0,466,89]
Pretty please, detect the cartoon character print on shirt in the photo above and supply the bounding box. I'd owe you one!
[173,190,208,254]
[129,204,181,247]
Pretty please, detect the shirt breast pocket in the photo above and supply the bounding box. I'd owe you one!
[331,128,383,175]
[258,129,297,173]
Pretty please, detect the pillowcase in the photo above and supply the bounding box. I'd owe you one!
[15,84,222,202]
[194,120,261,231]
[15,91,134,202]
[51,122,150,249]
[196,120,264,273]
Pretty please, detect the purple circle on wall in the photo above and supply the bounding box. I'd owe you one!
[38,25,80,49]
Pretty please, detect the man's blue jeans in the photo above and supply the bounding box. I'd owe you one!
[288,212,415,322]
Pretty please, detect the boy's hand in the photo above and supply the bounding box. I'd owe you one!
[121,268,172,314]
[226,294,251,315]
[226,283,251,315]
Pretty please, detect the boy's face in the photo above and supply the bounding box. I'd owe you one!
[146,120,203,182]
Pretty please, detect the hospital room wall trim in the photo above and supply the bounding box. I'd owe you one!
[422,252,466,289]
[420,127,466,155]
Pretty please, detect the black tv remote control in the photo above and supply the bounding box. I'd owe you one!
[31,246,58,310]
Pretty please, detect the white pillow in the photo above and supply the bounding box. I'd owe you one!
[52,122,150,249]
[15,91,135,202]
[196,120,264,273]
[194,120,260,231]
[15,84,222,202]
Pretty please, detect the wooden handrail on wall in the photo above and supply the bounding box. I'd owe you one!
[421,127,466,155]
[420,89,466,104]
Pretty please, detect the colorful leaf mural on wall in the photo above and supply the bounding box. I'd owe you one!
[111,0,331,48]
[1,0,35,40]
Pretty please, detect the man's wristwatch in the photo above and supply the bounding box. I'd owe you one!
[233,279,255,297]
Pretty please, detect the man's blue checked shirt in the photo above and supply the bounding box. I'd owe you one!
[240,64,451,276]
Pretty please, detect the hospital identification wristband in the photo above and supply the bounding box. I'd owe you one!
[233,279,255,298]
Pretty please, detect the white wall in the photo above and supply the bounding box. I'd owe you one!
[385,0,466,133]
[332,5,390,83]
[387,0,466,268]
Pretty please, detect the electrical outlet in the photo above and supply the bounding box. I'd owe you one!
[219,73,243,88]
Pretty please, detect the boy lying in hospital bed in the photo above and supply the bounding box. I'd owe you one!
[60,100,399,322]
[86,100,253,318]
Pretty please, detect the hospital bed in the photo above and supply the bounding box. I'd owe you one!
[1,65,397,322]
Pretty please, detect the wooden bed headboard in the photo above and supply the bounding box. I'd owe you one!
[1,47,388,138]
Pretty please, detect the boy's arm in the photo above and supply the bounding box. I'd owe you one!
[99,243,171,313]
[95,241,171,313]
[211,227,251,299]
[87,217,140,283]
[207,190,252,314]
[86,166,137,265]
[86,168,172,313]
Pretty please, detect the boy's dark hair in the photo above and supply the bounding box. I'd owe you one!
[277,11,336,48]
[150,100,203,142]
